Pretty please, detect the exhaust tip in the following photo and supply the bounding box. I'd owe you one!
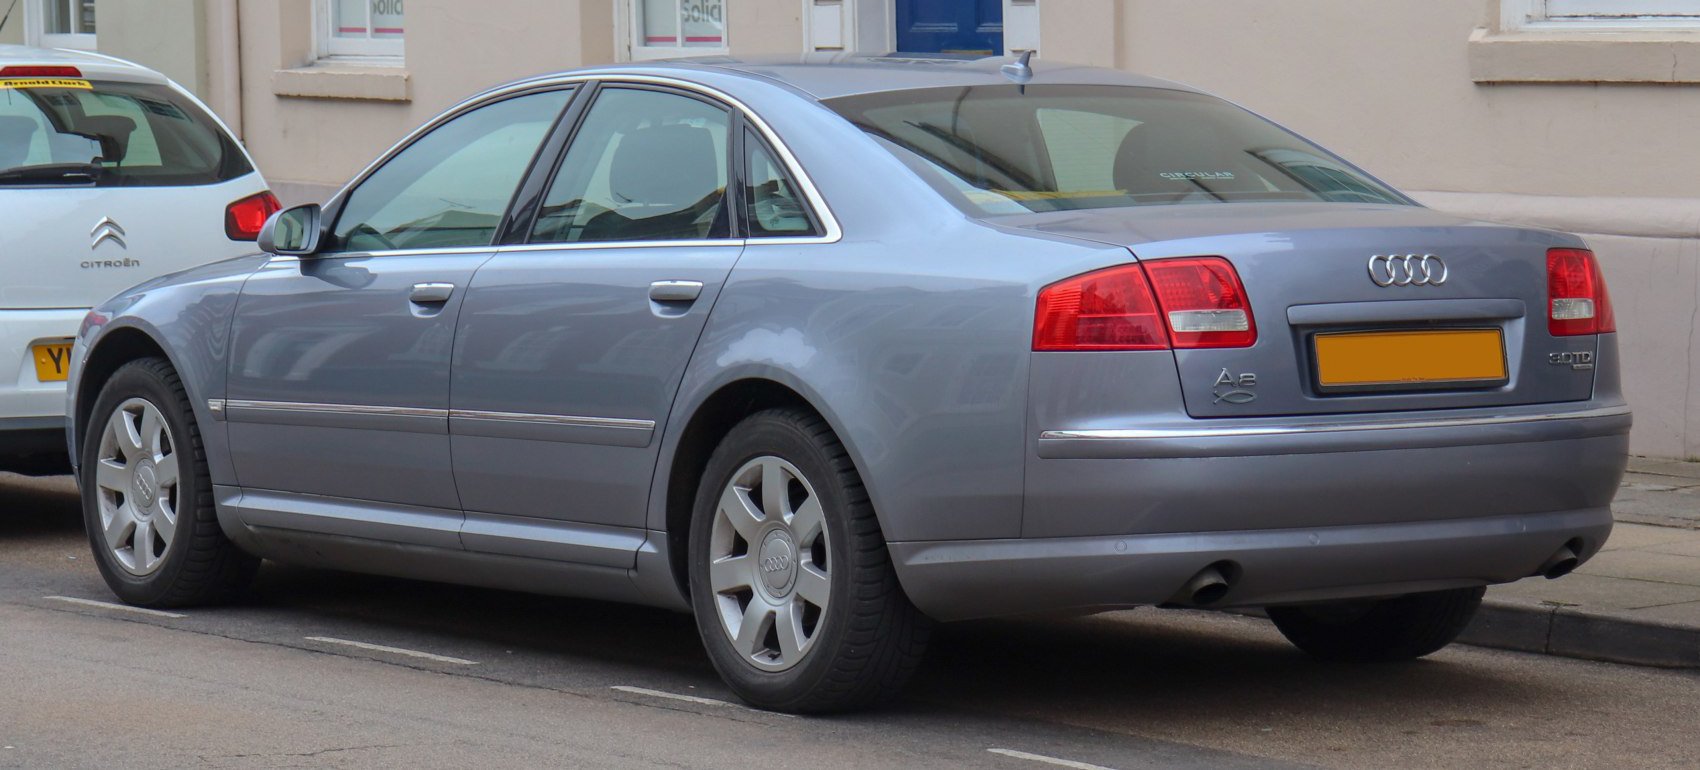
[1173,561,1241,606]
[1538,539,1585,580]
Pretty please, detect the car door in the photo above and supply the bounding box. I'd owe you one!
[449,83,755,565]
[224,87,575,545]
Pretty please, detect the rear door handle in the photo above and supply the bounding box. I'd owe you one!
[410,282,456,304]
[649,280,703,303]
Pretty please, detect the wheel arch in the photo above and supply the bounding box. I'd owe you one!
[658,376,876,601]
[72,324,176,471]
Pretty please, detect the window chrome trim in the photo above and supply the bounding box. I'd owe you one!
[449,409,654,431]
[324,71,842,255]
[1038,405,1632,442]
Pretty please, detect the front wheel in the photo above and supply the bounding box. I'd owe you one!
[688,408,931,713]
[81,357,258,607]
[1267,587,1485,662]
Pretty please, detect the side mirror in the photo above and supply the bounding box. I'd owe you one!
[258,203,323,256]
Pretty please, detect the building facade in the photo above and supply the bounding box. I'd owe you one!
[8,0,1700,459]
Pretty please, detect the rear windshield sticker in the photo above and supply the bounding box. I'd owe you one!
[0,78,93,90]
[1159,171,1236,181]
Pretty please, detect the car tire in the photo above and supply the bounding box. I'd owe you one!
[1266,586,1486,663]
[688,407,931,713]
[80,357,258,608]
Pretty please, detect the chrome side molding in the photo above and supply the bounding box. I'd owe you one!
[449,409,654,431]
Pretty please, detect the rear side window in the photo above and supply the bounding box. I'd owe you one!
[825,85,1408,216]
[743,130,818,238]
[0,78,251,186]
[529,87,732,244]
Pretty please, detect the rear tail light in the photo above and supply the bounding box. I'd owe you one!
[1547,248,1615,336]
[225,191,281,241]
[1143,257,1257,349]
[1033,264,1168,351]
[1033,257,1256,351]
[0,65,83,78]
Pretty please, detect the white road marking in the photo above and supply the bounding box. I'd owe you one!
[988,748,1120,770]
[303,636,478,665]
[610,685,735,707]
[43,596,186,619]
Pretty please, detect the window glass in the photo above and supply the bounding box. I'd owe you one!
[826,85,1407,216]
[44,0,97,35]
[332,90,571,253]
[327,0,404,57]
[743,131,816,237]
[0,80,251,187]
[636,0,726,52]
[530,88,731,244]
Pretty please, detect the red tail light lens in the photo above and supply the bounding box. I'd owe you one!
[1143,257,1257,349]
[225,191,282,241]
[0,65,83,78]
[1034,257,1257,351]
[1034,264,1169,351]
[1547,248,1615,337]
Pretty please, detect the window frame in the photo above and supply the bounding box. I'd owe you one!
[519,81,742,246]
[316,0,406,64]
[320,85,581,256]
[1504,0,1700,30]
[622,0,729,62]
[25,0,97,51]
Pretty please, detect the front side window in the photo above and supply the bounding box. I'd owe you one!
[0,79,251,187]
[631,0,727,60]
[322,0,405,60]
[826,85,1408,217]
[530,87,731,244]
[332,89,572,253]
[743,131,817,237]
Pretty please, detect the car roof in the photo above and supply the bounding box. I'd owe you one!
[673,53,1200,100]
[0,44,170,85]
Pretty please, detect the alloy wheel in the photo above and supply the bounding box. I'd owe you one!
[93,397,180,576]
[708,455,832,672]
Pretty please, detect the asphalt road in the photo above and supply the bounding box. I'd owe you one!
[3,473,1697,769]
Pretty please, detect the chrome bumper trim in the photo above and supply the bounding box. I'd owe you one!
[1039,405,1632,442]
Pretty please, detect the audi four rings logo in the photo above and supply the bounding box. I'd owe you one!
[1368,254,1448,287]
[761,554,791,573]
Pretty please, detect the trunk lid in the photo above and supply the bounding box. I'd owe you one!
[1004,202,1598,417]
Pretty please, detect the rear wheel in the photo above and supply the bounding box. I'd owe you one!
[688,408,931,713]
[1267,587,1485,662]
[81,357,258,607]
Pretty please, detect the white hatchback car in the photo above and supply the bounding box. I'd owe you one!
[0,46,273,472]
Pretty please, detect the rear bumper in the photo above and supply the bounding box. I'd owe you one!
[891,507,1612,621]
[891,401,1629,621]
[0,308,84,423]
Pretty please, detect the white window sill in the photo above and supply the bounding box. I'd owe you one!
[1469,25,1700,83]
[273,63,411,102]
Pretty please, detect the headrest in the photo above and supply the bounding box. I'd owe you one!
[0,116,41,168]
[609,124,720,209]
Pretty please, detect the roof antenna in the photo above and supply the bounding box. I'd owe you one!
[1001,49,1035,93]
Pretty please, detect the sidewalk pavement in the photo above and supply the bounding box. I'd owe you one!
[1460,457,1700,668]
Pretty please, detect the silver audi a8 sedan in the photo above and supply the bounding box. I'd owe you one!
[65,55,1629,712]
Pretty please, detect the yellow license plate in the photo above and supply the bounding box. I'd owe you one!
[32,343,73,382]
[1314,329,1507,390]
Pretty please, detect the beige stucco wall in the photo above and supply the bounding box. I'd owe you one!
[97,0,209,96]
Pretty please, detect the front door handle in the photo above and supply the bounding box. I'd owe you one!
[649,280,703,303]
[410,282,456,304]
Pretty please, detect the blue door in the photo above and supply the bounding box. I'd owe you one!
[896,0,1003,54]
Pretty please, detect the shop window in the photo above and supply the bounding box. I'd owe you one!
[321,0,405,62]
[630,0,727,61]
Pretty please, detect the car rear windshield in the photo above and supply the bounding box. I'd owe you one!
[824,85,1407,216]
[0,78,251,187]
